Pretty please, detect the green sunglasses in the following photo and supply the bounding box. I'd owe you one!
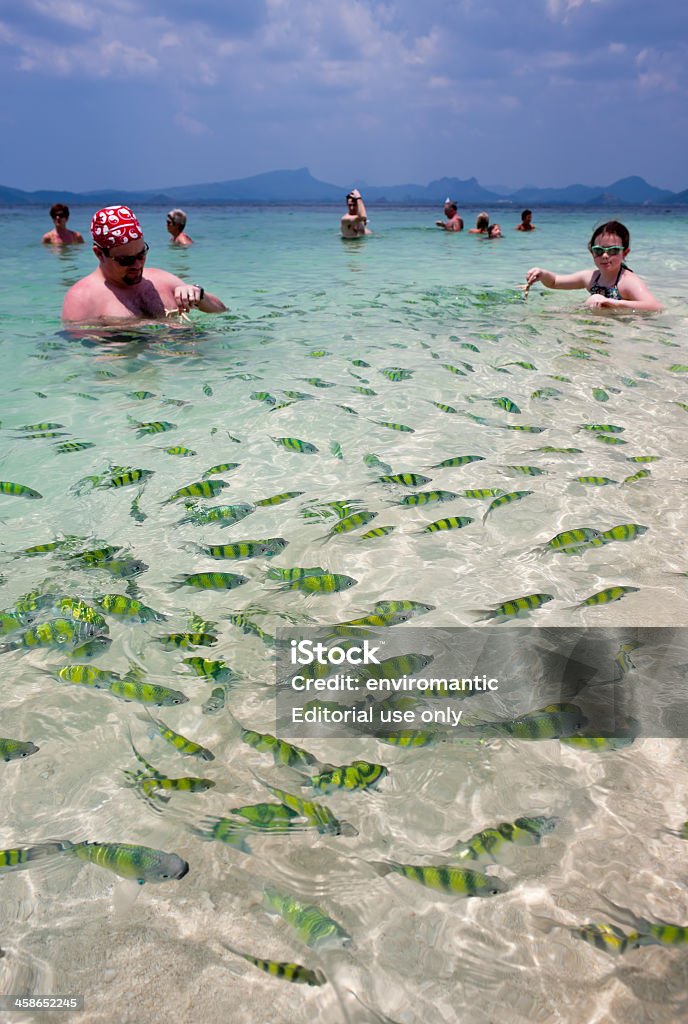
[591,245,624,256]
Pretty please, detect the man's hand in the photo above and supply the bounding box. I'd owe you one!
[174,284,204,313]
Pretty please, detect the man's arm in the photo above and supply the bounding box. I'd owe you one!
[147,268,226,314]
[172,280,226,313]
[348,190,368,224]
[62,280,95,321]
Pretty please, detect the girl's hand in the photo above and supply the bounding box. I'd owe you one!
[585,293,611,309]
[525,267,545,287]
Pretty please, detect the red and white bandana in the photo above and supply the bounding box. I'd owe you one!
[91,206,142,248]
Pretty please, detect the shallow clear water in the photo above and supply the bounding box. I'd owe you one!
[1,204,688,1024]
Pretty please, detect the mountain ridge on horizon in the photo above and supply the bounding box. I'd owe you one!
[1,167,686,206]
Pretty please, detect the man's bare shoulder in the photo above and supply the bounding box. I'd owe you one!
[62,271,107,320]
[65,270,103,295]
[145,266,185,287]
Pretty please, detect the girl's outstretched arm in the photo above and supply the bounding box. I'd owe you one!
[525,267,591,290]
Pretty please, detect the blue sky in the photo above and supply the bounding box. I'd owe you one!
[1,0,686,192]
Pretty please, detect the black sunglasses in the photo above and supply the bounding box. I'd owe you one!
[99,242,149,267]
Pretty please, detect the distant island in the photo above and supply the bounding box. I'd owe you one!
[2,168,687,207]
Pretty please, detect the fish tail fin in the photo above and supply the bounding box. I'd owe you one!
[22,840,75,863]
[136,708,157,724]
[598,894,649,931]
[248,767,272,791]
[47,839,76,855]
[124,661,146,683]
[188,818,224,841]
[219,941,246,960]
[223,707,244,742]
[530,914,562,937]
[367,859,395,879]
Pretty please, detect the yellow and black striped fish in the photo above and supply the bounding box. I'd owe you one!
[369,861,507,897]
[223,945,326,986]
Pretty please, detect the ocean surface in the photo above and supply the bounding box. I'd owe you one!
[1,203,688,1024]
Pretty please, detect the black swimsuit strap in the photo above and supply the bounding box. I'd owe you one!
[592,265,628,290]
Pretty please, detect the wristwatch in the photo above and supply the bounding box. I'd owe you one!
[193,285,205,300]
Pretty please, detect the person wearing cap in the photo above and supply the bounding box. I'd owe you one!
[62,206,226,322]
[166,209,193,246]
[435,199,463,232]
[42,203,84,246]
[340,189,371,239]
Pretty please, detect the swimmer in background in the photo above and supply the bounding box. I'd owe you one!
[341,190,371,239]
[42,203,84,246]
[468,212,490,235]
[436,199,463,232]
[62,205,226,322]
[516,209,536,232]
[487,223,502,239]
[166,209,193,246]
[524,220,662,312]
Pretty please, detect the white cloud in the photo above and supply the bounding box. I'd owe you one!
[175,112,211,135]
[159,32,181,49]
[634,48,682,93]
[99,41,158,75]
[546,0,602,20]
[28,0,99,29]
[428,76,452,89]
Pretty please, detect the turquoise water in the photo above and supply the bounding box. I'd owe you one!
[1,204,688,1023]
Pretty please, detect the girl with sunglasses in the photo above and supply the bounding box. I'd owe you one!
[524,220,662,311]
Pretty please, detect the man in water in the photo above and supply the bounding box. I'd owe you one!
[516,209,536,231]
[62,206,226,322]
[340,189,371,239]
[166,209,193,246]
[42,203,84,246]
[435,199,463,232]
